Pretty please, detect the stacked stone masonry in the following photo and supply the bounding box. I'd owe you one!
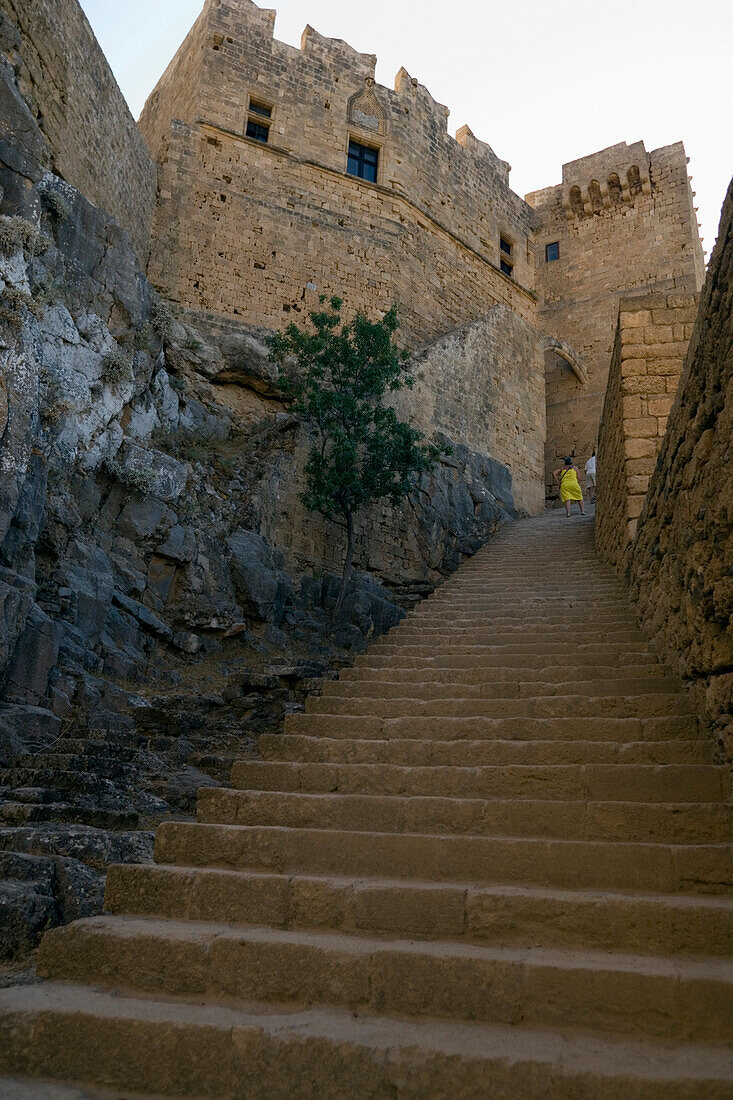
[526,141,704,498]
[595,291,697,573]
[628,179,733,755]
[0,0,156,259]
[138,2,703,510]
[407,308,545,515]
[140,0,537,347]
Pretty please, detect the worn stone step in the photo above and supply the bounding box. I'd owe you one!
[8,754,137,776]
[391,620,638,638]
[341,663,673,683]
[321,677,683,701]
[351,649,659,669]
[37,916,733,1043]
[0,800,139,829]
[306,693,693,720]
[154,822,733,894]
[106,863,733,957]
[393,618,640,635]
[229,760,728,804]
[199,788,731,844]
[284,712,700,742]
[260,733,716,766]
[19,739,140,761]
[391,629,646,645]
[424,608,631,619]
[366,641,656,658]
[0,768,132,792]
[2,983,731,1099]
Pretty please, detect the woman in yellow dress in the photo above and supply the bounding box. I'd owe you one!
[553,456,585,517]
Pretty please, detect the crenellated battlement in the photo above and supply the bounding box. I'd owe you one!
[140,0,538,346]
[138,0,703,513]
[560,141,652,219]
[140,0,522,225]
[528,138,703,499]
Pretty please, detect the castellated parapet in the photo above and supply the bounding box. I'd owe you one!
[140,0,538,346]
[527,140,704,497]
[138,0,704,514]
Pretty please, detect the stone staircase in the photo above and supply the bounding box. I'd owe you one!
[0,512,731,1097]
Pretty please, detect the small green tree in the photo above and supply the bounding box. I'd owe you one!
[268,297,448,613]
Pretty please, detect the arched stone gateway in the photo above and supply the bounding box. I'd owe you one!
[543,336,588,384]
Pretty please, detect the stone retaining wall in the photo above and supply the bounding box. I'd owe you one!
[595,291,697,574]
[627,179,733,752]
[407,308,545,515]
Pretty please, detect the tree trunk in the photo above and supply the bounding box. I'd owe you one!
[334,511,354,616]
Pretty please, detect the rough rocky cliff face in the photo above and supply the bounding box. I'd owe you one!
[0,44,517,961]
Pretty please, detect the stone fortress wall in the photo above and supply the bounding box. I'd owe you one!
[137,0,546,512]
[139,0,538,346]
[0,0,156,259]
[526,141,704,499]
[406,308,545,515]
[0,0,706,522]
[595,291,697,573]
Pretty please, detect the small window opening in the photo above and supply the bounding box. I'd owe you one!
[545,241,560,262]
[347,140,379,183]
[249,100,272,118]
[499,235,514,277]
[246,119,269,143]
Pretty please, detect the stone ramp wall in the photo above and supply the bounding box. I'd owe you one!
[595,292,697,573]
[407,307,545,515]
[0,0,155,259]
[627,179,733,753]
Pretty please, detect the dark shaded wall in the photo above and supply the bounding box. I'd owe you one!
[0,0,155,258]
[628,179,733,753]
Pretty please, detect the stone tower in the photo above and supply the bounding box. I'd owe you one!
[526,140,704,496]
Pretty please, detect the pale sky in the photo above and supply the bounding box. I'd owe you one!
[80,0,732,259]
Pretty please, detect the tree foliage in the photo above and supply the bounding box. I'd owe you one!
[267,297,448,609]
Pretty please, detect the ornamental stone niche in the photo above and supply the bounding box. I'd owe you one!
[348,78,385,134]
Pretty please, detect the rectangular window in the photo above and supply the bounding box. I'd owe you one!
[249,100,272,118]
[246,119,269,143]
[545,241,560,262]
[500,236,513,256]
[347,140,379,183]
[500,257,513,277]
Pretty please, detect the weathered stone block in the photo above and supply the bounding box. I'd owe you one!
[647,398,675,419]
[619,310,651,328]
[624,438,656,459]
[623,417,658,438]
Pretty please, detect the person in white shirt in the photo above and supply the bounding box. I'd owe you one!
[585,451,596,503]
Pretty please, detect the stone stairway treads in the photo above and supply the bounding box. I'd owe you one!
[1,512,731,1098]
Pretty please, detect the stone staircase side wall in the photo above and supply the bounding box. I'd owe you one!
[628,178,733,753]
[595,291,696,573]
[0,0,156,260]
